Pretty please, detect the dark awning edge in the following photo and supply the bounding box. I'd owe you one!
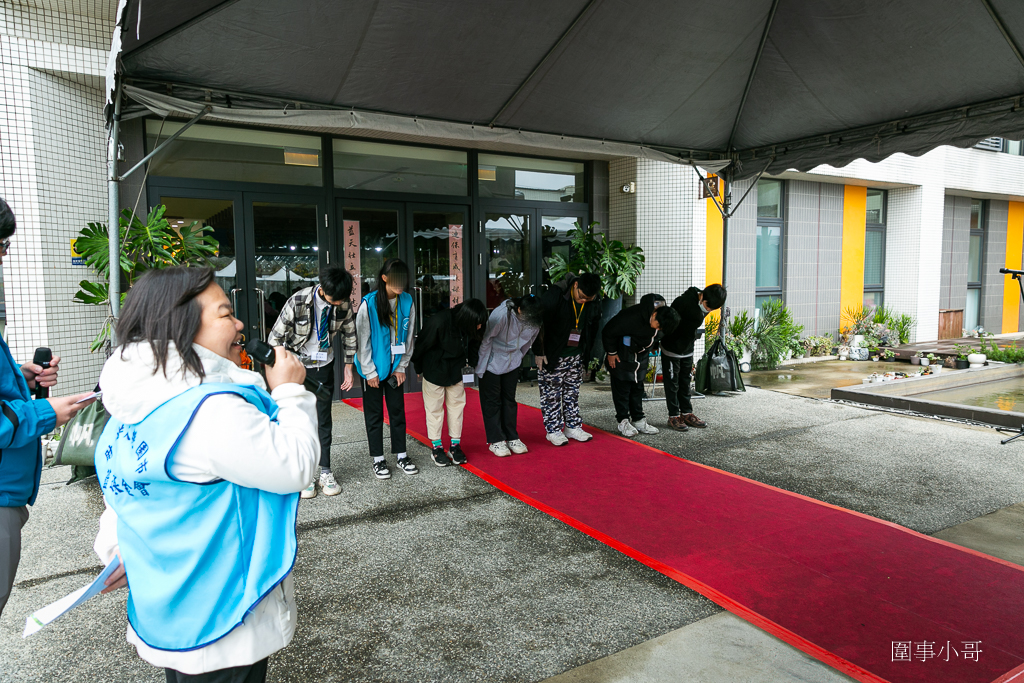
[120,81,1024,181]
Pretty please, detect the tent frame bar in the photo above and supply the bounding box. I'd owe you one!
[727,0,781,151]
[980,0,1024,71]
[488,0,599,128]
[694,161,770,219]
[117,105,211,181]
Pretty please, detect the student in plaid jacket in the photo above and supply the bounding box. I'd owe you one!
[268,266,356,499]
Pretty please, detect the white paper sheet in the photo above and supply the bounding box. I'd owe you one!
[23,556,121,638]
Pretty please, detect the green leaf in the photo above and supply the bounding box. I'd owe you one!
[73,280,108,305]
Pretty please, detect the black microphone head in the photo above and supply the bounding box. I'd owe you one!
[32,347,52,368]
[1000,268,1010,274]
[245,339,276,366]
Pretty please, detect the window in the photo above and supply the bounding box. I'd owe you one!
[146,121,323,186]
[863,189,886,309]
[966,199,984,331]
[333,139,467,195]
[478,154,584,202]
[755,179,784,302]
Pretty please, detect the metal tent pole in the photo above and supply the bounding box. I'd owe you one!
[108,84,123,333]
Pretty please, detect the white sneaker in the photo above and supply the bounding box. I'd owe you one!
[319,471,342,496]
[618,419,639,437]
[489,441,512,457]
[546,431,569,446]
[508,439,529,454]
[632,418,659,435]
[563,426,593,442]
[300,480,317,499]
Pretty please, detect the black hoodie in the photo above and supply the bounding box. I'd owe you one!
[660,287,708,357]
[602,293,665,382]
[412,307,481,387]
[531,274,602,372]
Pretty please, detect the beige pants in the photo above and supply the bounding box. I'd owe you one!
[421,379,467,441]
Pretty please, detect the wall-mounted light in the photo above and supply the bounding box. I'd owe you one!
[621,181,636,194]
[283,147,320,167]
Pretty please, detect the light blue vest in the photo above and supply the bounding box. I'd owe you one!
[94,383,299,652]
[355,290,412,380]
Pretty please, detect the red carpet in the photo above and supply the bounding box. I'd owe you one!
[345,389,1024,683]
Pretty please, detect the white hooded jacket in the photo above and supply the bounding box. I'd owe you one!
[93,342,319,674]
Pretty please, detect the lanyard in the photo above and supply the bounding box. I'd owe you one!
[571,299,585,329]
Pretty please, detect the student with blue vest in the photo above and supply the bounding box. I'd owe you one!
[355,258,418,480]
[0,197,95,617]
[92,267,319,683]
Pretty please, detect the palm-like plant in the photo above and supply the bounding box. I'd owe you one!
[73,206,219,351]
[547,221,645,299]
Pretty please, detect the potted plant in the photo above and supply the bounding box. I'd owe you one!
[838,345,850,361]
[869,348,880,362]
[911,351,923,366]
[952,343,971,370]
[548,220,645,368]
[927,353,942,374]
[966,346,987,367]
[74,206,219,352]
[882,348,897,361]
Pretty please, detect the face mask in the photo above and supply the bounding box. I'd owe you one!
[699,301,710,314]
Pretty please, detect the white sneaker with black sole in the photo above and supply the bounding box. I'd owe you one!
[546,431,569,446]
[563,426,593,442]
[618,419,639,437]
[632,418,659,435]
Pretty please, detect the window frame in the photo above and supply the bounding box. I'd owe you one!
[755,178,785,302]
[863,188,887,308]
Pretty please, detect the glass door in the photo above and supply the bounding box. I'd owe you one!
[409,205,468,327]
[483,211,531,308]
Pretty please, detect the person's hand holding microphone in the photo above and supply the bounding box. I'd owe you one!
[264,346,306,391]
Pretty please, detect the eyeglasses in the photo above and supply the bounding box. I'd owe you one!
[0,239,11,253]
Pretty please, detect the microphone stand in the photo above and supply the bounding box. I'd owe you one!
[996,268,1024,444]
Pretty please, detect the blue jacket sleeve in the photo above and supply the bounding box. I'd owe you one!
[0,397,56,450]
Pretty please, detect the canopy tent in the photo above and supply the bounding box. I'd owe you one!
[107,0,1024,178]
[103,0,1024,315]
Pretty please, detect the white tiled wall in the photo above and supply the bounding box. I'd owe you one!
[0,0,115,395]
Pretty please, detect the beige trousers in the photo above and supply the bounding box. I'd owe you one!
[421,378,467,441]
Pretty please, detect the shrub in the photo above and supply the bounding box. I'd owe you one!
[984,340,1024,363]
[751,299,792,370]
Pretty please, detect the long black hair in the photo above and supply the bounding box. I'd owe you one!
[373,258,410,331]
[116,266,215,379]
[453,299,489,340]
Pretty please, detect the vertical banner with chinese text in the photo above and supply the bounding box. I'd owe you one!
[449,225,463,306]
[344,220,361,311]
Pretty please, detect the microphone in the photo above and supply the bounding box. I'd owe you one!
[1000,267,1024,276]
[245,339,333,402]
[32,347,51,399]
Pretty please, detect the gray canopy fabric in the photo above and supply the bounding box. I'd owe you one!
[109,0,1024,179]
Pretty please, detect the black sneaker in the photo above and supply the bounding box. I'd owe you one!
[372,460,391,480]
[431,446,450,467]
[448,443,467,465]
[396,457,419,475]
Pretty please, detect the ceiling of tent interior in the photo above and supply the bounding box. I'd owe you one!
[113,0,1024,179]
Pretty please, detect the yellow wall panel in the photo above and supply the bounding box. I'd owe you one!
[840,186,867,327]
[1002,201,1024,333]
[706,178,724,324]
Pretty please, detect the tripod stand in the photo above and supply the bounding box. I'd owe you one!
[996,267,1024,444]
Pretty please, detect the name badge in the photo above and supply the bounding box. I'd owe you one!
[623,336,631,347]
[462,366,475,384]
[391,343,406,355]
[567,329,581,347]
[312,351,329,362]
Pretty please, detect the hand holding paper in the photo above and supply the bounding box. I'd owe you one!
[23,556,121,638]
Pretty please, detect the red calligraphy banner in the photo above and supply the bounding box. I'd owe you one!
[449,225,463,306]
[343,220,361,311]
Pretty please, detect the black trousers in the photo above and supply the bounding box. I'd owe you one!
[362,377,407,459]
[663,355,694,416]
[610,375,645,423]
[479,370,520,443]
[165,658,268,683]
[305,362,335,468]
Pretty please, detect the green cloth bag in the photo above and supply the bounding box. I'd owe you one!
[53,399,109,483]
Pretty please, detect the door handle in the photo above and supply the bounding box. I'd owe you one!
[413,286,424,333]
[254,288,267,339]
[231,288,242,317]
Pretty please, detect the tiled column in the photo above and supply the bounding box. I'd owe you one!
[886,182,945,343]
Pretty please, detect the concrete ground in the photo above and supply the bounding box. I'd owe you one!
[743,359,909,399]
[1,380,1021,682]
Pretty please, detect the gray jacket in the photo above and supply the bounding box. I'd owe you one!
[476,299,541,377]
[355,296,417,380]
